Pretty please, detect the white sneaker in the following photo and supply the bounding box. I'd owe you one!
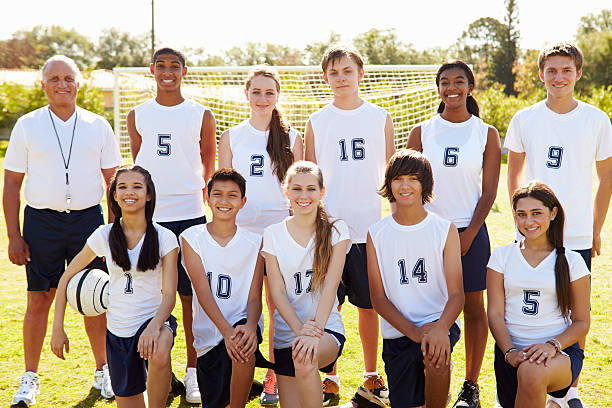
[93,364,114,399]
[183,367,201,404]
[12,372,40,407]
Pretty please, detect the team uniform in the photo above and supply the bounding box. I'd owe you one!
[262,219,350,376]
[3,106,122,290]
[504,101,612,269]
[421,114,491,292]
[369,212,461,407]
[487,243,590,408]
[228,120,299,235]
[134,98,209,295]
[86,223,179,397]
[309,101,388,308]
[180,224,267,407]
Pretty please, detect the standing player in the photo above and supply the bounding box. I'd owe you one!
[262,161,350,408]
[367,149,464,408]
[127,47,217,403]
[51,165,180,408]
[181,169,267,408]
[218,67,303,405]
[4,55,122,406]
[505,42,611,408]
[407,61,501,408]
[487,181,590,408]
[304,44,395,405]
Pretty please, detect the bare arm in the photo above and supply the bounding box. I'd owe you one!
[200,110,217,198]
[217,130,232,169]
[406,126,422,151]
[292,131,304,162]
[313,239,349,327]
[304,120,316,163]
[507,150,526,204]
[384,113,396,161]
[593,157,612,257]
[3,170,29,265]
[126,109,141,162]
[101,167,117,223]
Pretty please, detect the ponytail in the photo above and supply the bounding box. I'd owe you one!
[267,107,294,184]
[311,203,337,293]
[553,247,571,320]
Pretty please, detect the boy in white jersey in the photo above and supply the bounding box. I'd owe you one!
[304,44,395,404]
[505,42,611,408]
[367,149,464,408]
[127,47,217,402]
[181,169,268,408]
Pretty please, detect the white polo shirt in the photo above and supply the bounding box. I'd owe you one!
[4,106,122,211]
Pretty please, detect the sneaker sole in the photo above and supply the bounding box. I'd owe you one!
[185,394,201,404]
[351,387,386,408]
[323,393,340,407]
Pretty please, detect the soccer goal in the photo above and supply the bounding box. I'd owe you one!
[113,65,440,159]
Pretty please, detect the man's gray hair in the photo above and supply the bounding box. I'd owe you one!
[41,55,82,83]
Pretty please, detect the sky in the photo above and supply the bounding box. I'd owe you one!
[2,0,609,57]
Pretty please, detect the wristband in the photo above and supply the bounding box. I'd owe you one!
[504,347,518,363]
[547,338,562,355]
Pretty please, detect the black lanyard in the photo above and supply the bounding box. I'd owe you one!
[48,107,77,186]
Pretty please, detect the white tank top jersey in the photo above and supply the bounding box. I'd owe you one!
[86,223,178,338]
[309,102,388,243]
[262,219,350,348]
[180,224,263,357]
[229,120,299,234]
[504,101,612,249]
[421,114,489,228]
[369,212,459,339]
[4,106,122,211]
[134,99,207,222]
[487,243,590,349]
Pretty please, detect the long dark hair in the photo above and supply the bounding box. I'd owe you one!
[436,60,480,117]
[108,164,160,272]
[512,181,570,319]
[246,67,294,184]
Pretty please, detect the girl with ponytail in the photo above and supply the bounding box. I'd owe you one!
[487,181,591,408]
[52,165,181,408]
[407,60,501,407]
[261,161,350,408]
[218,66,303,403]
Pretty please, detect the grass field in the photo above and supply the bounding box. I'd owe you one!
[0,151,610,407]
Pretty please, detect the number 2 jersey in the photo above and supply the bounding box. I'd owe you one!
[86,223,179,337]
[369,212,458,339]
[487,242,589,348]
[180,224,263,357]
[262,219,350,348]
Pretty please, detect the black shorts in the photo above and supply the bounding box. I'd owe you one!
[382,323,461,407]
[494,342,583,408]
[196,319,270,408]
[572,248,592,271]
[273,329,345,377]
[22,205,106,291]
[106,315,178,397]
[337,243,372,309]
[158,216,206,296]
[458,223,491,292]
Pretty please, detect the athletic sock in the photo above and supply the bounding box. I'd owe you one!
[324,374,340,385]
[566,386,579,400]
[548,396,566,407]
[364,371,379,379]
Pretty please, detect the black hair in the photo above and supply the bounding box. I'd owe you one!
[152,47,186,67]
[436,60,479,117]
[207,168,247,198]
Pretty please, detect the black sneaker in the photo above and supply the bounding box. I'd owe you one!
[452,380,481,408]
[170,372,186,397]
[259,376,278,406]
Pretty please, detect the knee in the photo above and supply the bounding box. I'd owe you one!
[293,357,316,378]
[26,292,53,314]
[463,292,485,318]
[148,349,171,370]
[424,361,449,379]
[517,362,547,393]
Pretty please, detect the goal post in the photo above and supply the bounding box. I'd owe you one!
[113,65,440,159]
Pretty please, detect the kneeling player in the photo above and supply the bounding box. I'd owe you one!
[367,149,465,408]
[181,169,267,408]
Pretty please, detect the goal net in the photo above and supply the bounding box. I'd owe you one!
[113,65,440,159]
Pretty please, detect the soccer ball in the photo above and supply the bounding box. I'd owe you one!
[66,268,109,316]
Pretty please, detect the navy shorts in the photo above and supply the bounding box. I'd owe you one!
[382,323,461,407]
[106,315,178,397]
[337,243,372,309]
[22,205,106,291]
[457,223,491,292]
[158,216,206,296]
[572,249,592,271]
[196,319,271,407]
[273,329,345,377]
[494,342,583,408]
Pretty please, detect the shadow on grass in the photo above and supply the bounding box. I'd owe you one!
[72,387,111,408]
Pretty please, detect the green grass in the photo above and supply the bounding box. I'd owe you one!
[0,162,610,407]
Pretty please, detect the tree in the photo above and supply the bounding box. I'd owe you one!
[577,9,611,36]
[224,42,303,66]
[304,32,341,65]
[0,38,39,69]
[352,28,416,64]
[575,10,612,91]
[95,28,150,69]
[490,0,519,95]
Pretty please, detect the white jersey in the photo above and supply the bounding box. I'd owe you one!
[134,99,207,222]
[4,106,122,211]
[86,223,178,337]
[229,120,299,234]
[180,224,263,357]
[421,114,489,228]
[504,100,612,249]
[310,102,388,243]
[369,212,459,339]
[262,219,350,348]
[487,243,589,348]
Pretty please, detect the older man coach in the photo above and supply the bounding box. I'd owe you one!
[3,55,122,407]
